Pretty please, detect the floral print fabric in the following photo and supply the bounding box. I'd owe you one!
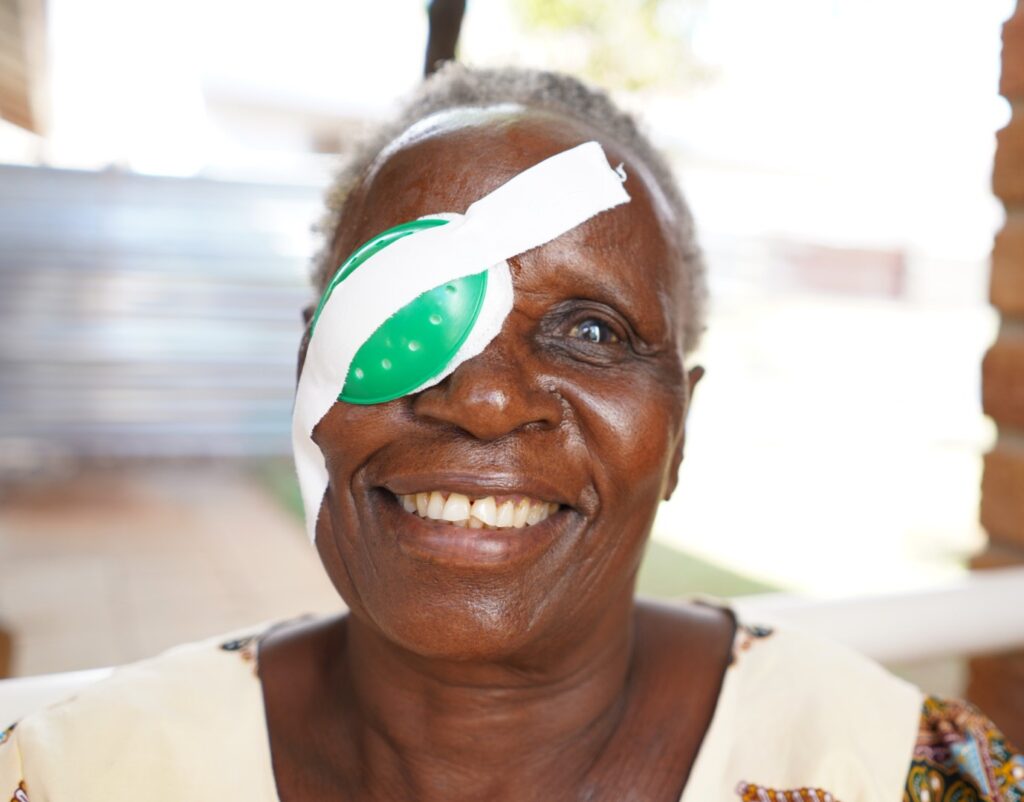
[904,697,1024,802]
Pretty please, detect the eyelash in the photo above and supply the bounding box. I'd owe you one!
[536,301,642,365]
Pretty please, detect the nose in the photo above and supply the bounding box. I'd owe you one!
[411,342,563,441]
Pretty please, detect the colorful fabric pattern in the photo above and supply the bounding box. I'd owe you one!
[904,697,1024,802]
[730,623,774,664]
[219,634,258,672]
[736,781,838,801]
[0,724,21,802]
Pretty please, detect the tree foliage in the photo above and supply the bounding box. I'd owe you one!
[511,0,711,92]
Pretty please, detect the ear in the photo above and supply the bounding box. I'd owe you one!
[296,303,316,384]
[663,365,704,501]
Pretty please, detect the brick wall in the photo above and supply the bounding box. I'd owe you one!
[969,0,1024,749]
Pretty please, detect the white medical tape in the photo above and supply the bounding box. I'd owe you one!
[294,140,630,541]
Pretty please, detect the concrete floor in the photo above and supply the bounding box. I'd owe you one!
[0,464,343,677]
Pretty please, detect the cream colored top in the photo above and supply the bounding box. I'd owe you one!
[681,624,923,802]
[0,620,928,802]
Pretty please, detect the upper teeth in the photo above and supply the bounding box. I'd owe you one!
[397,491,558,529]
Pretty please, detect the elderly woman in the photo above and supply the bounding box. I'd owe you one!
[2,66,1022,802]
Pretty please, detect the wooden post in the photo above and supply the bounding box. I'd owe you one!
[424,0,466,77]
[0,624,11,680]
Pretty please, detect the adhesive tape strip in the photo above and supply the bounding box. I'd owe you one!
[294,140,630,541]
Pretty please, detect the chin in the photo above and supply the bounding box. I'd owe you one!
[364,578,547,662]
[314,494,606,663]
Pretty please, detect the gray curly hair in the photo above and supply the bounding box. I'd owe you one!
[313,63,706,353]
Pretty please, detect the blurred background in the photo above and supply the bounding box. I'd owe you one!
[0,0,1019,727]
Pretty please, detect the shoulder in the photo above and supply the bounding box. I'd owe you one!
[719,617,925,754]
[727,617,919,704]
[1,623,281,802]
[681,612,925,802]
[635,599,737,657]
[641,599,917,709]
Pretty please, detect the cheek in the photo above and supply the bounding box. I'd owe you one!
[313,403,395,475]
[312,403,428,627]
[544,369,684,601]
[559,368,685,509]
[310,404,402,579]
[548,364,684,557]
[314,501,361,606]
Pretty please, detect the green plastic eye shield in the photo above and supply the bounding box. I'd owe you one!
[310,218,491,405]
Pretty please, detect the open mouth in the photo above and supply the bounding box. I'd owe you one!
[395,491,559,529]
[376,477,575,567]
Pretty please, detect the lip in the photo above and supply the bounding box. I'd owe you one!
[379,471,576,508]
[370,486,576,568]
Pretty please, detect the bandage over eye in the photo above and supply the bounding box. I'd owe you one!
[294,140,631,541]
[308,215,510,405]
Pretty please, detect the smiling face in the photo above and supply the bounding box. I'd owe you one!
[308,107,695,662]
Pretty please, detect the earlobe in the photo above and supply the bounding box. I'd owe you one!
[663,433,686,501]
[686,365,704,419]
[663,365,704,501]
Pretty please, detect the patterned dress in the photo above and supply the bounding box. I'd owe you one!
[0,620,1021,802]
[904,697,1024,802]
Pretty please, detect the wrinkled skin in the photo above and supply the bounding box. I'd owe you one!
[260,107,735,802]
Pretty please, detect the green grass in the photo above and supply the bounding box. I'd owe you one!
[636,538,776,599]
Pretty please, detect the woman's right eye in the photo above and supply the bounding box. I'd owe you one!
[568,318,621,345]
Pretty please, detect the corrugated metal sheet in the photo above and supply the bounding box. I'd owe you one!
[0,164,325,466]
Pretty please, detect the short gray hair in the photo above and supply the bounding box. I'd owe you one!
[314,63,706,353]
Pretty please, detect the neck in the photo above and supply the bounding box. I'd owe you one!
[333,592,638,800]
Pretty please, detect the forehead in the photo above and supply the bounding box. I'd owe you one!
[337,107,683,340]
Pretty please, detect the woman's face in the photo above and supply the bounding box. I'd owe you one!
[309,108,695,661]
